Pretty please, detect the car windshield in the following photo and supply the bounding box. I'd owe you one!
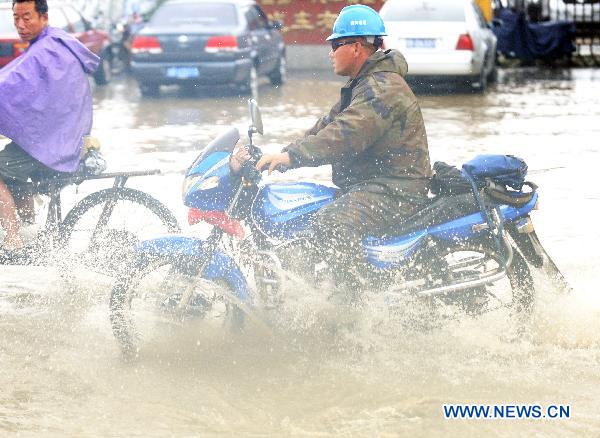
[150,3,238,27]
[0,9,16,34]
[381,0,465,22]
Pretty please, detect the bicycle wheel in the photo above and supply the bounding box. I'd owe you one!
[110,253,246,358]
[60,187,180,275]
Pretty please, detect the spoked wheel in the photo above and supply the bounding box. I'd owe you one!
[428,242,534,318]
[60,188,180,276]
[109,254,246,359]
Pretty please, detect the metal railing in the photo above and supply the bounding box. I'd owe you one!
[496,0,600,64]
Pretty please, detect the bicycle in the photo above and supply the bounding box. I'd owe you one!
[0,159,181,275]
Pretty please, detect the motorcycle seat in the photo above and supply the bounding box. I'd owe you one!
[385,193,481,238]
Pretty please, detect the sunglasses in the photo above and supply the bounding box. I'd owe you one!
[330,39,359,52]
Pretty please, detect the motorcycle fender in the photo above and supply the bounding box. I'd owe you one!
[507,224,544,268]
[136,235,252,303]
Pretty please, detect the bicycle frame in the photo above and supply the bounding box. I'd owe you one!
[2,169,167,266]
[41,169,162,231]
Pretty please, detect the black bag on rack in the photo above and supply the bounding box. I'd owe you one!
[430,161,472,196]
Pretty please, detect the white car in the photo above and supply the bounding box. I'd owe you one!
[380,0,498,91]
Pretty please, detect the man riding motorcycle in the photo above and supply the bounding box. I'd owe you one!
[256,5,432,293]
[0,0,99,252]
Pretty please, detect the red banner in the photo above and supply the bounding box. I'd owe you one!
[259,0,387,45]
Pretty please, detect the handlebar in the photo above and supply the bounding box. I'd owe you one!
[237,144,262,183]
[247,144,262,162]
[231,144,288,184]
[250,145,289,173]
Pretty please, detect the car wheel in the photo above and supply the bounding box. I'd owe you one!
[139,83,160,97]
[487,64,498,84]
[487,52,499,84]
[93,53,112,86]
[472,66,488,93]
[269,54,286,86]
[238,65,258,96]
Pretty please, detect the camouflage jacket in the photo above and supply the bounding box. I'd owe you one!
[284,49,432,196]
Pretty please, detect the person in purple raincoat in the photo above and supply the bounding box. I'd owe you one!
[0,0,99,251]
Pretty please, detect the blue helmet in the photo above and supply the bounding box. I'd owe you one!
[326,5,387,41]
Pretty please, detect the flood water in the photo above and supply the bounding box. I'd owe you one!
[1,68,600,436]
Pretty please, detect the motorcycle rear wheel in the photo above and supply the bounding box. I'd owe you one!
[413,241,534,317]
[109,253,245,359]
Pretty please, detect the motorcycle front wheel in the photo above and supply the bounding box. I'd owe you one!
[109,253,246,359]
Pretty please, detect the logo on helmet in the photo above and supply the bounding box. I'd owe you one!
[326,5,387,41]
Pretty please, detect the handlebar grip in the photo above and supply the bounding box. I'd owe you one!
[274,164,289,173]
[247,144,263,161]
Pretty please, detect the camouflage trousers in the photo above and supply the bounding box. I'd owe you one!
[308,184,427,291]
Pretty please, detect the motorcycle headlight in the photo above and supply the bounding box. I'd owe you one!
[182,175,220,200]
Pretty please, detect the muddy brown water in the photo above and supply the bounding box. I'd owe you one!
[1,68,599,436]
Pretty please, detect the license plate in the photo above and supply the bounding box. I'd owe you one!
[166,67,199,79]
[406,38,436,49]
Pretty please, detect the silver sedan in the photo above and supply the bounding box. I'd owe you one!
[380,0,498,92]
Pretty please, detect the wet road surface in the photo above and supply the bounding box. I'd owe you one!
[1,68,600,436]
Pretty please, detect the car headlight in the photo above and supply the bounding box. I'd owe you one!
[182,175,220,200]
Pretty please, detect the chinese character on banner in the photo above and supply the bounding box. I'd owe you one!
[258,0,386,45]
[316,10,338,33]
[289,11,316,31]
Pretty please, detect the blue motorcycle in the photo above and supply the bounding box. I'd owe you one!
[110,100,565,356]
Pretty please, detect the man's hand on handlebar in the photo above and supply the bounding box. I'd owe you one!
[256,152,291,175]
[229,145,252,174]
